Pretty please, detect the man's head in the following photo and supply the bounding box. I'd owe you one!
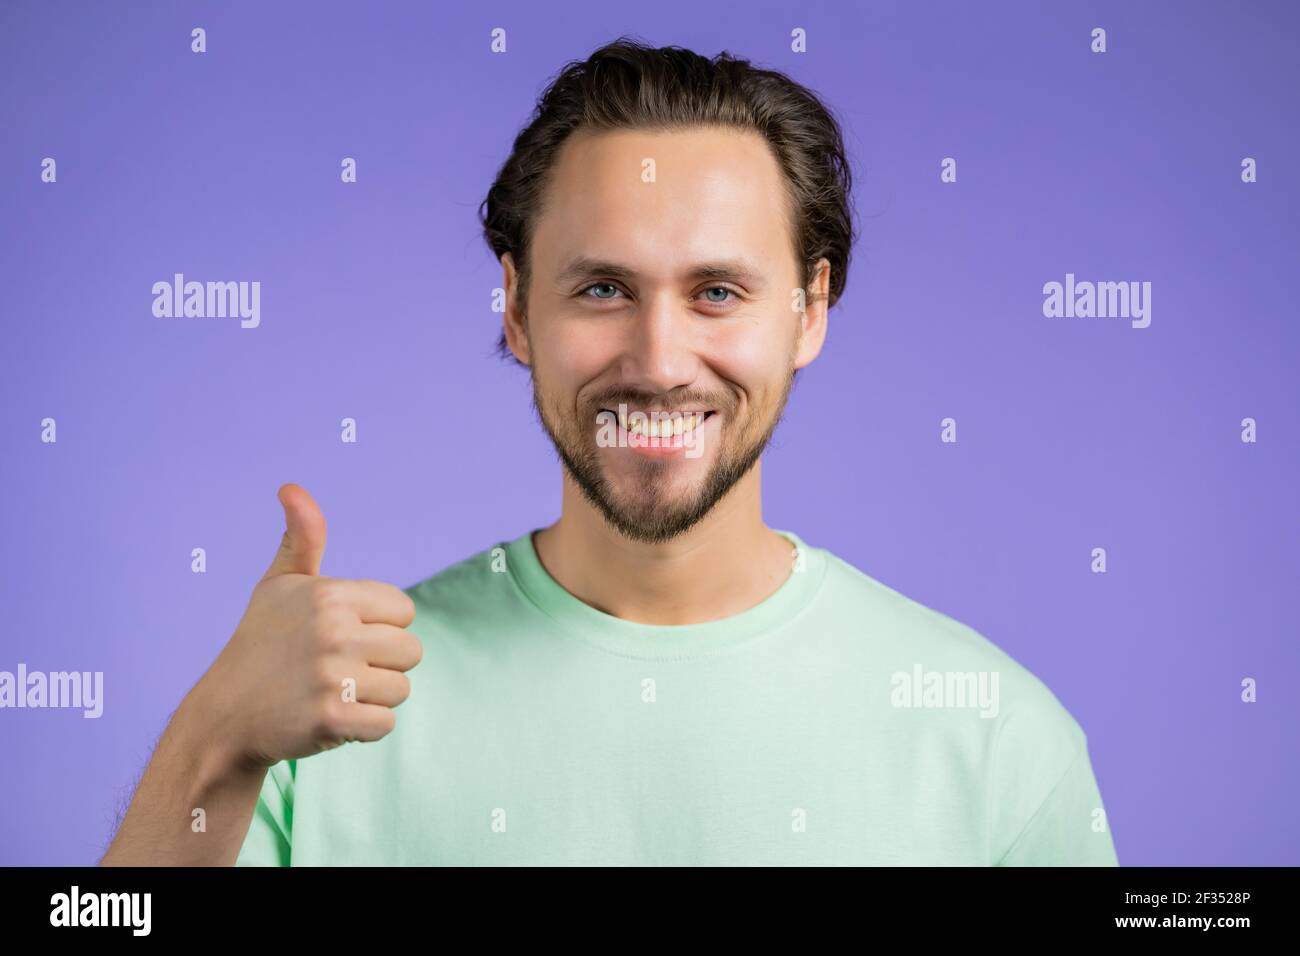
[479,38,855,543]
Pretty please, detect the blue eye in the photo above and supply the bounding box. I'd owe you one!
[577,283,738,305]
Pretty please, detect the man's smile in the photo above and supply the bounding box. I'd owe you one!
[592,406,721,457]
[597,407,718,439]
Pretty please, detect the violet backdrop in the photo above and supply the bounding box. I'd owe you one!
[1,0,1296,865]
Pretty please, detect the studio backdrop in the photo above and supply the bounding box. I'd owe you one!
[1,0,1296,865]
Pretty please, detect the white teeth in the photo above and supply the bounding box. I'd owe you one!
[615,410,706,437]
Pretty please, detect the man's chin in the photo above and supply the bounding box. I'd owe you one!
[569,463,707,540]
[604,461,703,491]
[594,502,712,544]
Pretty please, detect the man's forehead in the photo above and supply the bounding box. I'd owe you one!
[533,126,794,276]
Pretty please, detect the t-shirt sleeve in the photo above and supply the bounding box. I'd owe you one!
[988,701,1119,866]
[234,760,294,867]
[995,741,1118,866]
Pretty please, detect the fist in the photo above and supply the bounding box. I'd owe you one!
[192,483,422,769]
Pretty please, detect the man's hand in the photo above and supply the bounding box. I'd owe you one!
[100,483,421,865]
[192,483,423,769]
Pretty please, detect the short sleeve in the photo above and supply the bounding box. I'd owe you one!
[995,740,1118,866]
[234,760,295,867]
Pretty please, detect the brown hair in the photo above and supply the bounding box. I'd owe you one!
[479,35,856,361]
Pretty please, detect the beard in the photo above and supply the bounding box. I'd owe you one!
[530,367,796,544]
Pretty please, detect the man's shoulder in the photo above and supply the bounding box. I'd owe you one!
[814,544,1086,741]
[813,544,1021,668]
[402,535,521,614]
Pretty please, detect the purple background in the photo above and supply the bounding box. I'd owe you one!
[2,0,1296,866]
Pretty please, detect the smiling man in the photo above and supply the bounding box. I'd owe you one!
[100,38,1118,867]
[514,118,816,603]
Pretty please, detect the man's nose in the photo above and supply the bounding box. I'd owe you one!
[616,292,700,393]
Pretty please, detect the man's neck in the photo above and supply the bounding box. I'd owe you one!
[532,464,795,626]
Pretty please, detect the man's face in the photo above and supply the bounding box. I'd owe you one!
[509,126,823,543]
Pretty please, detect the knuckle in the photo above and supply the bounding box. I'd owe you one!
[311,658,340,692]
[319,624,351,655]
[310,579,346,613]
[314,699,345,740]
[315,624,348,654]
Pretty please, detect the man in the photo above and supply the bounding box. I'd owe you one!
[100,38,1118,866]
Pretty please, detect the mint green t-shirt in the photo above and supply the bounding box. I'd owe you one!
[235,530,1118,866]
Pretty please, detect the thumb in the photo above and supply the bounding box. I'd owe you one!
[261,483,327,580]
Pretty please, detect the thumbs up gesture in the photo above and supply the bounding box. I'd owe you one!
[191,483,422,770]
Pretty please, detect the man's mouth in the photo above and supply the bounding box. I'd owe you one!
[599,408,717,440]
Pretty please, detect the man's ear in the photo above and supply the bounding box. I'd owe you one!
[794,257,831,370]
[501,252,531,366]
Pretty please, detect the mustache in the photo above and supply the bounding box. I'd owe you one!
[584,390,732,415]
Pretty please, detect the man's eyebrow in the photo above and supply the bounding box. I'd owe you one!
[554,256,768,288]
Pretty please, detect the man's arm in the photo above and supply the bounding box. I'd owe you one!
[100,689,267,866]
[98,483,421,866]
